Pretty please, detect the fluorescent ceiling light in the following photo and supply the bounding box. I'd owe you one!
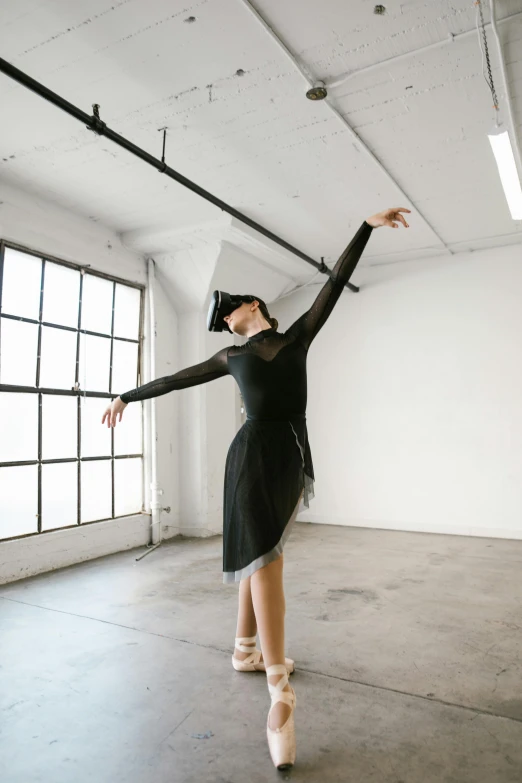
[487,129,522,220]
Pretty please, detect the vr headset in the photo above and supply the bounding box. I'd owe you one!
[207,290,257,334]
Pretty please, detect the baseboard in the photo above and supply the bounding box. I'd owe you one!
[296,513,522,541]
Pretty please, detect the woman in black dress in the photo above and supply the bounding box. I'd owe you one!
[103,207,411,769]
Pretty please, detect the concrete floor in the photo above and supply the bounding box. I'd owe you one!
[1,522,522,783]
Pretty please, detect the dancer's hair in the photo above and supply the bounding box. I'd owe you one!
[249,296,278,331]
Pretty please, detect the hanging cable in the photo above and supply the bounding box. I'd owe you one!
[475,0,500,124]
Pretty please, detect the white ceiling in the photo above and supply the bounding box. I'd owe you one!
[1,0,521,280]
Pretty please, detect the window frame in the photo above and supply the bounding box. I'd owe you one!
[0,239,146,541]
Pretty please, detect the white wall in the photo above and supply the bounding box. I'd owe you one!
[149,266,180,538]
[271,242,522,540]
[0,182,182,583]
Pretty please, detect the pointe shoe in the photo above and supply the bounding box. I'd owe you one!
[231,636,295,674]
[266,663,297,770]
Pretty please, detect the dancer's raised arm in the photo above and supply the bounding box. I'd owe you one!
[286,207,410,351]
[101,345,230,427]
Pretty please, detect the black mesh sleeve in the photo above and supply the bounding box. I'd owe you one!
[119,345,230,403]
[286,220,374,350]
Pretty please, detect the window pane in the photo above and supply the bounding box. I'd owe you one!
[80,396,111,458]
[114,284,140,340]
[81,274,113,335]
[81,460,112,523]
[42,262,80,328]
[39,326,77,390]
[78,333,110,392]
[114,399,142,456]
[1,248,41,320]
[41,462,77,531]
[114,457,142,516]
[0,319,38,386]
[0,392,38,462]
[0,465,38,539]
[42,395,77,460]
[111,339,139,396]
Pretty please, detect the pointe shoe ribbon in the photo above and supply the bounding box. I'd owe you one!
[231,636,295,673]
[266,663,297,770]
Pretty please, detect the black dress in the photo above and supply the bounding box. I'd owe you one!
[120,220,374,583]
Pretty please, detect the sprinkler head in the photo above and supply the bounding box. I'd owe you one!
[306,81,327,100]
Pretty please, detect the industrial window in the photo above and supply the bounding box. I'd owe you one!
[0,242,144,541]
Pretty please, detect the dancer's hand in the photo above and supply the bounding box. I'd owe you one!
[101,396,128,428]
[366,207,411,229]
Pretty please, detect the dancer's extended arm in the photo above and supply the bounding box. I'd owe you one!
[285,220,374,351]
[119,345,230,403]
[286,207,410,350]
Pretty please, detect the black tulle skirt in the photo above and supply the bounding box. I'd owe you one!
[222,414,315,584]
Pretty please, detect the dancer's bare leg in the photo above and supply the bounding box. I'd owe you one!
[234,554,285,664]
[234,574,258,660]
[250,553,292,730]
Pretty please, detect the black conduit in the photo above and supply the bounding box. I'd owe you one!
[0,56,358,292]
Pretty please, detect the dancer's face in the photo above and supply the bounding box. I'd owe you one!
[224,301,262,336]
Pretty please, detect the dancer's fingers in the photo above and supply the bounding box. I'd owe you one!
[385,209,409,228]
[388,208,410,227]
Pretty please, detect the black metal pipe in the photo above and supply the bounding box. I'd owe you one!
[0,56,359,292]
